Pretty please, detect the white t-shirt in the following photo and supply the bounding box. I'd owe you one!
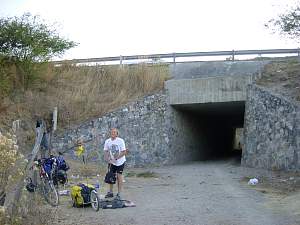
[103,137,126,166]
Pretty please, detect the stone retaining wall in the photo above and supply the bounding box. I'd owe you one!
[52,90,204,167]
[52,92,173,167]
[242,85,300,171]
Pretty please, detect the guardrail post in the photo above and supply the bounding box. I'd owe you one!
[257,54,263,79]
[173,53,176,64]
[120,55,123,67]
[232,50,235,61]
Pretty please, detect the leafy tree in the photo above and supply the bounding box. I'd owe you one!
[0,13,77,62]
[266,5,300,40]
[0,13,78,90]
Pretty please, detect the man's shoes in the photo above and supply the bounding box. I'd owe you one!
[115,193,121,200]
[105,192,114,198]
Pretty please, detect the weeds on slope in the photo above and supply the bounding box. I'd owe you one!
[0,63,169,132]
[256,59,300,102]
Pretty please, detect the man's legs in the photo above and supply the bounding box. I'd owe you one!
[115,163,125,199]
[109,183,113,193]
[105,164,116,198]
[106,163,125,199]
[105,183,114,198]
[117,173,123,194]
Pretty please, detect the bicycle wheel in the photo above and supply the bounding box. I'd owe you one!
[41,178,59,206]
[90,190,100,211]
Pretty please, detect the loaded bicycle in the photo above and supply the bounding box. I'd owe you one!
[25,156,59,206]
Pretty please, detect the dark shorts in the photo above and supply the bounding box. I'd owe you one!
[109,163,125,175]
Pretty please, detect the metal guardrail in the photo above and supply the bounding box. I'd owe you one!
[53,48,300,65]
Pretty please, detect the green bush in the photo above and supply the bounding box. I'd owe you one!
[0,13,77,91]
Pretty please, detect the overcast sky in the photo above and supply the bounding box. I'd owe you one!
[0,0,298,60]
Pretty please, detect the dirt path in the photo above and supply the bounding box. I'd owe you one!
[55,160,300,225]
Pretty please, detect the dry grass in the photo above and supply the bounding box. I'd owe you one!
[241,170,300,195]
[0,62,169,136]
[256,59,300,102]
[67,159,106,177]
[51,63,169,128]
[0,190,59,225]
[18,193,58,225]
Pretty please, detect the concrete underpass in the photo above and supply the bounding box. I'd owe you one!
[166,73,251,163]
[172,101,245,161]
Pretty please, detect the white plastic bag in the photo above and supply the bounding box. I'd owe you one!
[59,190,70,196]
[248,178,258,185]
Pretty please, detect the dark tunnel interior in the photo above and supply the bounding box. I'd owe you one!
[173,101,245,162]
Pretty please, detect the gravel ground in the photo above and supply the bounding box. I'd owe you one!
[54,159,300,225]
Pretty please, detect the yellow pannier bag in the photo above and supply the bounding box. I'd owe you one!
[71,183,95,207]
[71,185,84,206]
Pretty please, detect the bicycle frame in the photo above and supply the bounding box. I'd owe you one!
[38,158,57,180]
[33,157,59,206]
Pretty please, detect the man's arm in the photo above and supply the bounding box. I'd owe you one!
[115,139,127,160]
[103,140,110,162]
[104,150,110,162]
[115,149,127,160]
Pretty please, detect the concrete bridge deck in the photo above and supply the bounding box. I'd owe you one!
[166,75,252,105]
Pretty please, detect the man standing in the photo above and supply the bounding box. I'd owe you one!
[104,128,127,200]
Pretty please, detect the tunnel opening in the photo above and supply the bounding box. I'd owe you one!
[172,101,245,163]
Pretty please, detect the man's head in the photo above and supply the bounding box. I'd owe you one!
[110,128,119,140]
